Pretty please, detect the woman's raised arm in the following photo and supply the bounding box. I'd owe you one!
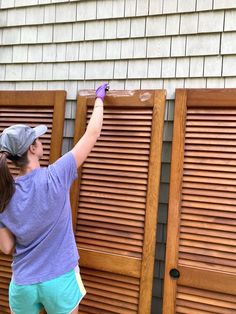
[71,83,108,168]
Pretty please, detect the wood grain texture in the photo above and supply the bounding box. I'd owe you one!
[72,89,166,314]
[163,88,236,314]
[0,90,66,314]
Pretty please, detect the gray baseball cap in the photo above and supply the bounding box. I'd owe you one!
[0,124,47,157]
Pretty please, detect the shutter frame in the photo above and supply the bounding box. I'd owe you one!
[71,89,166,314]
[0,90,66,314]
[163,89,187,314]
[163,88,236,314]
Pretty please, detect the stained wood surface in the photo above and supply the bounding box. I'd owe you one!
[0,90,66,314]
[163,88,236,314]
[71,89,166,314]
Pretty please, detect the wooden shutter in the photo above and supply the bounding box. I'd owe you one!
[163,89,236,314]
[0,90,66,314]
[71,90,166,314]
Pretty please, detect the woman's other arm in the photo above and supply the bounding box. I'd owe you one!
[0,227,15,255]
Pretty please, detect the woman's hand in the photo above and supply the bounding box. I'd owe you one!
[95,83,109,101]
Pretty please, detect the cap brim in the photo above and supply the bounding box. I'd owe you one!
[34,125,48,138]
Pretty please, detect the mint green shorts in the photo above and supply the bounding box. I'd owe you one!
[9,266,86,314]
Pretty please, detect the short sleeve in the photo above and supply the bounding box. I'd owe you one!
[48,152,78,189]
[0,221,5,228]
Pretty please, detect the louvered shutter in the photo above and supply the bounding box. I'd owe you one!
[163,89,236,313]
[0,91,66,314]
[71,90,166,314]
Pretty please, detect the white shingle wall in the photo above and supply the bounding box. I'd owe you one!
[1,1,236,313]
[197,0,213,11]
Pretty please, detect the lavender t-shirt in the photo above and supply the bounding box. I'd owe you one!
[0,152,79,285]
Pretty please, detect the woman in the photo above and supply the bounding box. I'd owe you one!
[0,83,108,314]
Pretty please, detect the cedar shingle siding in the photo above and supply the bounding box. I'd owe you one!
[1,1,236,312]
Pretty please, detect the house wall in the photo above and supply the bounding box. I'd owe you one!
[1,0,236,312]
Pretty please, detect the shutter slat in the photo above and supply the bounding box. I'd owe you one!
[91,146,150,155]
[81,178,147,190]
[82,276,139,292]
[185,138,236,146]
[180,239,236,254]
[78,220,143,234]
[89,152,149,161]
[81,268,140,284]
[184,163,236,172]
[77,238,142,254]
[82,168,148,179]
[186,121,236,127]
[185,144,236,153]
[81,183,146,196]
[77,225,143,240]
[178,285,236,302]
[183,175,236,186]
[79,195,146,208]
[178,292,236,309]
[0,107,53,112]
[93,136,151,143]
[87,119,152,126]
[182,207,236,219]
[186,132,236,139]
[187,114,236,121]
[179,252,236,268]
[183,187,236,199]
[185,150,236,159]
[177,300,234,314]
[87,109,153,115]
[94,141,150,149]
[176,306,212,314]
[182,200,236,212]
[182,194,236,206]
[82,174,147,185]
[179,246,236,261]
[188,109,236,114]
[79,202,145,215]
[84,280,138,297]
[101,130,151,137]
[185,157,236,166]
[77,214,144,228]
[86,286,138,305]
[179,259,235,274]
[181,219,236,232]
[80,191,146,204]
[101,125,152,131]
[186,127,236,133]
[0,117,53,123]
[86,157,149,167]
[87,112,153,118]
[78,208,145,221]
[180,233,236,248]
[77,244,142,258]
[83,160,148,173]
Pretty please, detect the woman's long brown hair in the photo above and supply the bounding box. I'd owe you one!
[0,152,15,213]
[0,149,30,213]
